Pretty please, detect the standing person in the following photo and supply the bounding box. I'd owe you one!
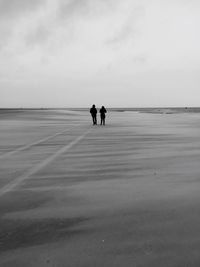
[90,104,97,125]
[100,106,107,125]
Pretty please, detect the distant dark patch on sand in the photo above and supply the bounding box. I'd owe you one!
[0,217,88,252]
[108,107,200,114]
[0,109,78,122]
[0,110,26,119]
[0,109,26,114]
[0,191,52,216]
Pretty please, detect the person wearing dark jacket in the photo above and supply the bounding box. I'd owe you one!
[90,104,97,125]
[100,106,107,125]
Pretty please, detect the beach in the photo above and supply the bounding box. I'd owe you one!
[0,108,200,266]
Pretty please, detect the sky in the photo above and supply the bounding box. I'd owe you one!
[0,0,200,108]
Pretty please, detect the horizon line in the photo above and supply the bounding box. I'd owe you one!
[0,106,200,110]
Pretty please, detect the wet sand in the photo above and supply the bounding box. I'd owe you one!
[0,109,200,266]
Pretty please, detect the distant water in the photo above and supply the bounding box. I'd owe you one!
[1,107,200,115]
[68,107,200,114]
[111,107,200,114]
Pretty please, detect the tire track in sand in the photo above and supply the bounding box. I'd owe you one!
[0,125,82,160]
[0,128,91,196]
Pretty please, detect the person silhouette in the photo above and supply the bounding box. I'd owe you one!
[90,104,97,125]
[100,106,107,125]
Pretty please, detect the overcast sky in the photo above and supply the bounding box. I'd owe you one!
[0,0,200,107]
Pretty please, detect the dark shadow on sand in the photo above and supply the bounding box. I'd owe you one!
[0,217,89,253]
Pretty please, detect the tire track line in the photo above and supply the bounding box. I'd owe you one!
[0,128,91,196]
[0,124,82,160]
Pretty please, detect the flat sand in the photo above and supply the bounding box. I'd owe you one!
[0,109,200,266]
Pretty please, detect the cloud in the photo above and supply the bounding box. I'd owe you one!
[0,0,47,52]
[0,0,45,19]
[58,0,89,19]
[107,6,144,44]
[23,0,117,50]
[22,0,122,53]
[25,24,51,46]
[58,0,117,18]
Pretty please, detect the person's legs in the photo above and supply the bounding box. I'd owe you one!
[102,115,105,125]
[92,116,95,125]
[94,115,97,125]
